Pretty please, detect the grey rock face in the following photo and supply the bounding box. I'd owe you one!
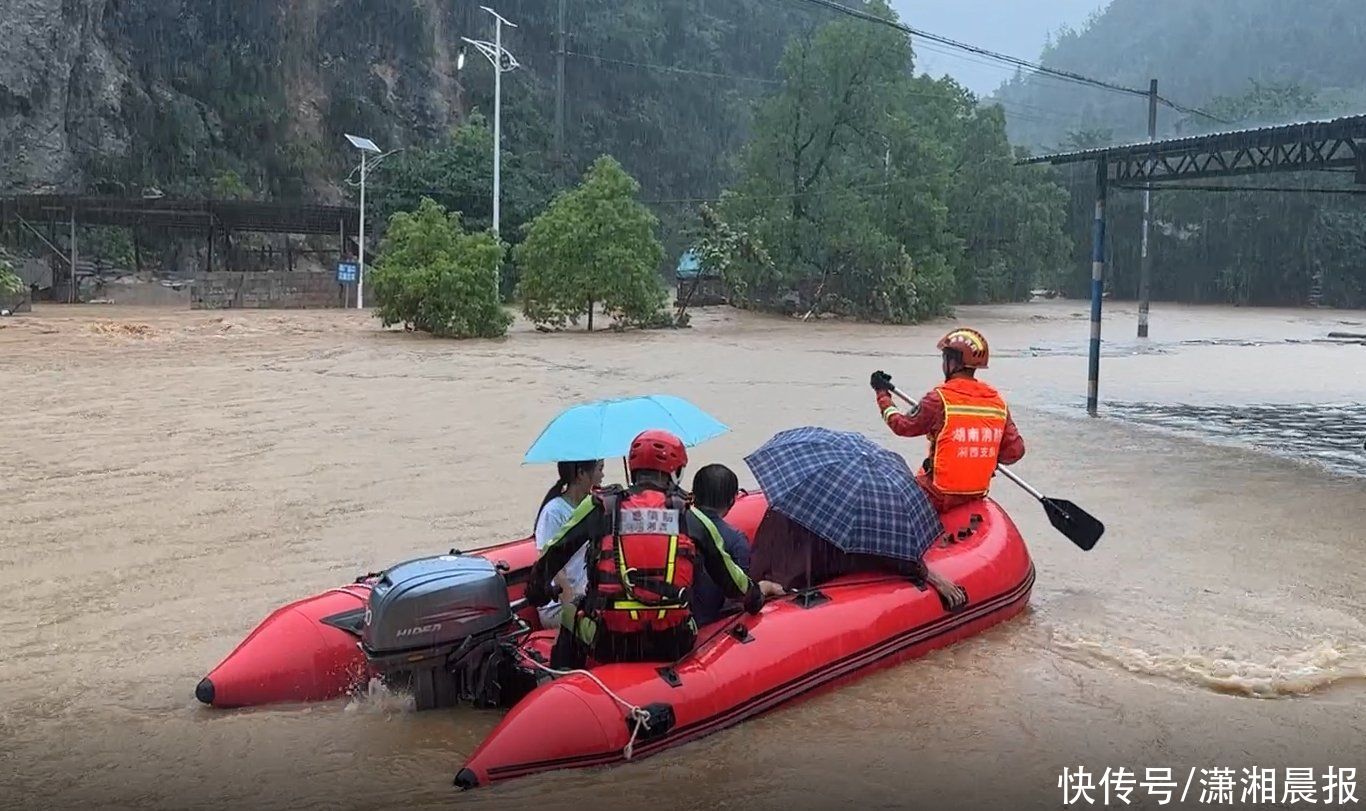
[0,0,467,195]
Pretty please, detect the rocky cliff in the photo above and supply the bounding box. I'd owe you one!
[0,0,471,198]
[2,0,860,224]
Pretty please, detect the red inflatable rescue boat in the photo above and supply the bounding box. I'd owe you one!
[196,535,543,708]
[196,492,1034,790]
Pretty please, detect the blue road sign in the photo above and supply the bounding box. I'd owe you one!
[337,262,358,283]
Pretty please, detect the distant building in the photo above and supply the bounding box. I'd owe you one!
[674,248,727,307]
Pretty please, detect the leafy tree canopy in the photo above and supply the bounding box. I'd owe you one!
[369,197,512,339]
[514,156,668,331]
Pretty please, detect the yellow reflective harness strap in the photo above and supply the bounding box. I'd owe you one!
[942,404,1009,418]
[882,405,900,422]
[610,600,687,610]
[664,535,678,583]
[660,535,679,620]
[611,598,688,624]
[689,507,748,595]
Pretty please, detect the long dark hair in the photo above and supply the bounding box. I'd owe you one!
[536,460,599,529]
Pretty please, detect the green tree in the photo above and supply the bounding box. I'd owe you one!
[363,112,552,299]
[367,112,550,239]
[368,197,512,339]
[515,156,667,331]
[718,2,964,323]
[946,105,1071,303]
[693,202,772,290]
[211,170,253,200]
[0,251,24,298]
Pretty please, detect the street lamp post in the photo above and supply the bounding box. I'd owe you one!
[459,6,520,239]
[345,133,382,309]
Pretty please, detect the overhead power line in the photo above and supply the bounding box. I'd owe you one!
[781,0,1231,124]
[562,48,1080,123]
[563,50,782,85]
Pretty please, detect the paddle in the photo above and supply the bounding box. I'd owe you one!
[887,386,1105,551]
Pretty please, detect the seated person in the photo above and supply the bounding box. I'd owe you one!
[532,459,604,631]
[527,430,762,670]
[688,464,753,626]
[750,508,966,610]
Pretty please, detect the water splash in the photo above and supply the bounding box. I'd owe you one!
[342,677,415,715]
[1052,632,1366,699]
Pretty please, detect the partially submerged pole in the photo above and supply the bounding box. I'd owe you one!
[69,206,77,304]
[358,150,367,310]
[1087,158,1108,417]
[1137,78,1158,338]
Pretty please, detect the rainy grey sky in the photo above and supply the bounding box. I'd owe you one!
[891,0,1108,97]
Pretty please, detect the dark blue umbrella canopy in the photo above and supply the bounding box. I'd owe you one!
[743,426,943,561]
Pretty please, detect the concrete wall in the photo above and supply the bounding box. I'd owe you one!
[191,272,347,310]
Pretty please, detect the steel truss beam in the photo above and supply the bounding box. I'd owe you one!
[1111,138,1362,183]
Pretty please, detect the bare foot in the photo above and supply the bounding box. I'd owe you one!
[926,567,966,611]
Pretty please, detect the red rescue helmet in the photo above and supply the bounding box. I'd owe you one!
[627,429,689,475]
[937,327,990,369]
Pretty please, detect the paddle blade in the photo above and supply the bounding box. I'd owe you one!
[1041,497,1105,551]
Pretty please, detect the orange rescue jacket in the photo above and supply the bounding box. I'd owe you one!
[927,377,1010,497]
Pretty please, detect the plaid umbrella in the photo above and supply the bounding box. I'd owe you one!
[742,426,943,561]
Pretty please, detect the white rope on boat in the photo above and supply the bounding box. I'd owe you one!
[515,650,654,760]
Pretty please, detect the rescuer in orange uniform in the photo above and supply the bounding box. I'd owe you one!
[871,328,1026,513]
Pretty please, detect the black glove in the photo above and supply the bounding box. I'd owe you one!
[742,582,765,615]
[525,577,554,608]
[870,370,894,392]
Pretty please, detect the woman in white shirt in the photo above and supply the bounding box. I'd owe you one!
[533,459,604,631]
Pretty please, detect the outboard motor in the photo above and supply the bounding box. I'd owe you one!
[360,552,538,711]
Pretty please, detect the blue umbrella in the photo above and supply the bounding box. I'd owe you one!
[523,395,729,464]
[742,426,943,561]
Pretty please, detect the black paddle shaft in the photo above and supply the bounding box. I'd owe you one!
[885,386,1104,551]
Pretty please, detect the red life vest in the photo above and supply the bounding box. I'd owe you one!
[586,486,697,635]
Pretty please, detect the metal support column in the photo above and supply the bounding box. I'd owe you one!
[69,207,78,303]
[554,0,566,179]
[1087,159,1109,417]
[339,217,348,308]
[1137,78,1158,338]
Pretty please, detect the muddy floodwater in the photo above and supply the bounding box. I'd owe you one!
[1,299,1363,811]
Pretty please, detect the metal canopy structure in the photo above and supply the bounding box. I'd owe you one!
[1020,114,1366,416]
[1023,114,1366,183]
[0,194,362,303]
[0,195,360,236]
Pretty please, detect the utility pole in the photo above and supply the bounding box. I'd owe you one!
[460,7,520,295]
[555,0,566,180]
[358,150,367,309]
[344,133,381,310]
[1137,78,1158,338]
[492,13,503,238]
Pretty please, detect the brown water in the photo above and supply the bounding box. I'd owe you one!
[2,300,1364,811]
